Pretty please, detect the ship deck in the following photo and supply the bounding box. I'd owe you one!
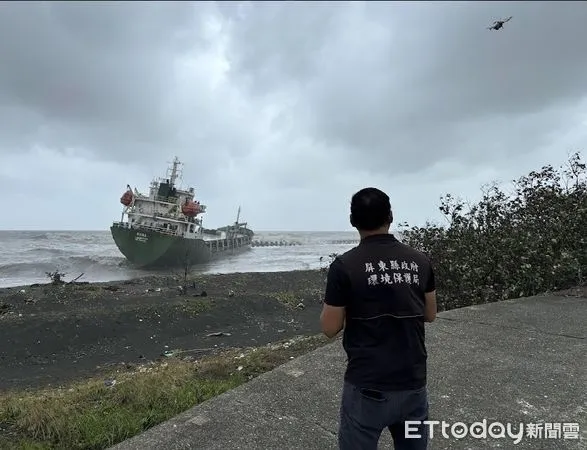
[203,233,251,254]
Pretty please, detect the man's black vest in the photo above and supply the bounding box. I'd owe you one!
[335,234,434,391]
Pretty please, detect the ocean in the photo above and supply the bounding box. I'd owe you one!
[0,230,361,288]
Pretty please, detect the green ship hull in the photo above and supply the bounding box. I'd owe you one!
[111,157,253,268]
[110,225,250,269]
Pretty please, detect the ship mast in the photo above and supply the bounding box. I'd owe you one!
[168,156,182,187]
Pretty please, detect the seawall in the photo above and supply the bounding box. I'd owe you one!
[111,289,587,449]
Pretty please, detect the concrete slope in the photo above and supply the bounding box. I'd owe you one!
[111,291,586,449]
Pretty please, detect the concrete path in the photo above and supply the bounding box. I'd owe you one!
[111,290,587,449]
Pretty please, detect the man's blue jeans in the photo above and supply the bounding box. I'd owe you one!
[338,381,429,450]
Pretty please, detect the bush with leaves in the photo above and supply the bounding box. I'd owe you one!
[45,270,66,285]
[398,152,586,311]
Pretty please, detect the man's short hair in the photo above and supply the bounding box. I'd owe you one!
[350,187,392,231]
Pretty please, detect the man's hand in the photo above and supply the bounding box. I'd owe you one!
[424,290,437,322]
[320,303,345,338]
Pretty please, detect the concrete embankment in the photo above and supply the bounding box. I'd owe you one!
[111,288,587,449]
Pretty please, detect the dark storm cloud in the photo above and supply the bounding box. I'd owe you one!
[1,0,586,229]
[0,1,219,161]
[221,1,587,176]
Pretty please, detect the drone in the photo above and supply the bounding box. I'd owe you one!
[487,16,512,31]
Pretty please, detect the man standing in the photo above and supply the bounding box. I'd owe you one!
[320,187,437,450]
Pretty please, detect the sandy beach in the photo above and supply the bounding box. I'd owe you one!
[0,269,327,392]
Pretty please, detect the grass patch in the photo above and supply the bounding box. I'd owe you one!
[273,290,300,308]
[36,284,104,304]
[177,298,213,316]
[270,287,324,309]
[0,334,330,450]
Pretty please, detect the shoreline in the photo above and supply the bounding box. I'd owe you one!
[0,267,327,292]
[0,269,328,392]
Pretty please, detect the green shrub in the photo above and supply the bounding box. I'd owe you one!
[398,152,586,311]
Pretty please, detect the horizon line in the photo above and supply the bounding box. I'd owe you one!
[0,229,360,233]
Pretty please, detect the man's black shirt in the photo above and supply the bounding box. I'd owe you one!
[324,233,435,391]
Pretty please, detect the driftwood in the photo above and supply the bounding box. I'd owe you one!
[67,273,85,284]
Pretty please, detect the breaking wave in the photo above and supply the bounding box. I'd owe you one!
[0,255,128,277]
[0,230,361,287]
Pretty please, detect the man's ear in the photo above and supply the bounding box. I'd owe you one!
[389,211,393,225]
[350,214,355,228]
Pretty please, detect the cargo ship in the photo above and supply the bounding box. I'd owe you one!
[110,157,253,268]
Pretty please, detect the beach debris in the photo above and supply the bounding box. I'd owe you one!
[207,331,231,337]
[277,329,285,333]
[19,289,26,294]
[145,287,162,293]
[163,350,175,357]
[0,302,11,315]
[67,273,85,284]
[228,290,235,297]
[104,378,117,388]
[170,347,215,356]
[237,365,244,371]
[296,302,305,309]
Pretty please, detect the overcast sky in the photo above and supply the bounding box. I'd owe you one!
[1,1,585,231]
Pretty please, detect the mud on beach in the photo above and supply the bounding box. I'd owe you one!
[0,270,328,392]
